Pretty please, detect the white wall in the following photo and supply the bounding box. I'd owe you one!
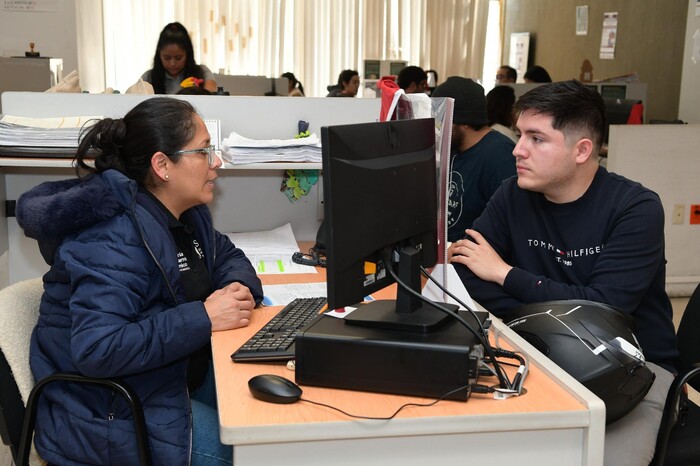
[607,124,700,297]
[0,0,78,74]
[679,0,700,123]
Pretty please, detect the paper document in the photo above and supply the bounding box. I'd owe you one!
[261,282,327,306]
[0,115,101,148]
[422,263,477,311]
[221,130,321,164]
[226,223,299,256]
[227,223,315,275]
[251,256,316,275]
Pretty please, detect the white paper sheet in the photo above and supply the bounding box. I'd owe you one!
[227,223,316,274]
[422,263,477,311]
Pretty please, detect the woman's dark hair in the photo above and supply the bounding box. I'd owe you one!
[75,97,199,185]
[151,22,203,94]
[282,72,304,96]
[515,80,606,150]
[487,85,516,127]
[337,69,358,88]
[524,65,552,83]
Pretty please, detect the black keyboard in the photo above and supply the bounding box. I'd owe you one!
[231,297,327,362]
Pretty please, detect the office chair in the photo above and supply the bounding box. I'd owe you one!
[0,278,152,466]
[651,282,700,465]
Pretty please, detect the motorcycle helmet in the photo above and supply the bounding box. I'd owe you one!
[505,300,655,424]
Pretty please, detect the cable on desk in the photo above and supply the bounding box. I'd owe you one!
[388,265,512,391]
[414,265,530,394]
[298,383,494,420]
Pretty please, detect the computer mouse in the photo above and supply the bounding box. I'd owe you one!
[248,374,303,404]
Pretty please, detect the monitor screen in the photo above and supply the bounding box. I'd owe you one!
[600,84,627,100]
[321,118,455,332]
[603,97,642,143]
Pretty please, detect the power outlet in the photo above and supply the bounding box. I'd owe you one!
[672,204,685,225]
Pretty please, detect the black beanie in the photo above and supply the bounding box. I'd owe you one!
[431,76,488,127]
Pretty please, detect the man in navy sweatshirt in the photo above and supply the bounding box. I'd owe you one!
[449,80,677,466]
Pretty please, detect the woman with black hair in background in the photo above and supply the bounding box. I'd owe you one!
[282,72,305,96]
[142,22,217,94]
[326,69,360,97]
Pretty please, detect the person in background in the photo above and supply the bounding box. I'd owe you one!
[431,76,516,242]
[16,97,263,466]
[496,65,517,84]
[487,85,518,143]
[426,69,439,94]
[523,65,552,83]
[282,72,305,96]
[142,22,217,94]
[396,65,429,94]
[177,85,213,95]
[326,69,360,97]
[448,80,677,466]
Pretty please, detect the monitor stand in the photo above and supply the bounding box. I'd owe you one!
[343,246,458,333]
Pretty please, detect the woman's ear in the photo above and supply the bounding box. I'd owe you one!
[151,152,170,182]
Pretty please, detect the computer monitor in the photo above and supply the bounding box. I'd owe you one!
[321,118,457,333]
[602,97,642,143]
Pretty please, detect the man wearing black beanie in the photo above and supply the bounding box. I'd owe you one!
[432,76,516,242]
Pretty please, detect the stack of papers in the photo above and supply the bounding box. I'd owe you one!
[221,130,321,164]
[0,115,100,149]
[226,223,315,275]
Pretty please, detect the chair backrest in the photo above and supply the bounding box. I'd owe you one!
[677,282,700,391]
[0,278,43,461]
[0,278,44,404]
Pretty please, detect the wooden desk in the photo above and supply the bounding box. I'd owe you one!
[212,263,606,465]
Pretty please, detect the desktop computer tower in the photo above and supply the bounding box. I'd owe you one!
[295,310,487,400]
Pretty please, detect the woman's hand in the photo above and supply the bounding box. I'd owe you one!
[204,282,255,331]
[449,229,513,286]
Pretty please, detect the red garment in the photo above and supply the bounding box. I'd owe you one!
[378,76,401,121]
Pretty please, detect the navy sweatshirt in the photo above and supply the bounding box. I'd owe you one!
[455,166,678,367]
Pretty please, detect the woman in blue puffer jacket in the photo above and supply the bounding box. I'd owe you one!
[16,97,263,465]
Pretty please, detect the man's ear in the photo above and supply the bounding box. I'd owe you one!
[151,152,170,182]
[574,138,594,164]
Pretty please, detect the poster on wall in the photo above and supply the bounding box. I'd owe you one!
[599,12,618,59]
[509,32,530,83]
[576,6,588,36]
[2,0,58,11]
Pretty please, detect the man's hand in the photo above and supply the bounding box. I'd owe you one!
[204,282,255,332]
[449,229,513,286]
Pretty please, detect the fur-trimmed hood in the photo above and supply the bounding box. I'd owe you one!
[16,170,133,264]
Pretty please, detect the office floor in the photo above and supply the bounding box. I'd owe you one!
[1,298,697,465]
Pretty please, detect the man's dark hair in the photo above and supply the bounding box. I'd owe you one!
[397,66,427,90]
[515,80,606,150]
[499,65,517,82]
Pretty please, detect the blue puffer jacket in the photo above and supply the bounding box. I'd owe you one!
[16,169,263,466]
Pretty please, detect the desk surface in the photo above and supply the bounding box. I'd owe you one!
[211,252,605,465]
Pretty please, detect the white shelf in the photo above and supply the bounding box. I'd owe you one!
[0,157,321,171]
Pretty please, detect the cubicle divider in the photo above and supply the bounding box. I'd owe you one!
[0,92,381,285]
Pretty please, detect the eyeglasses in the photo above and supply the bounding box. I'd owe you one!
[170,144,226,168]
